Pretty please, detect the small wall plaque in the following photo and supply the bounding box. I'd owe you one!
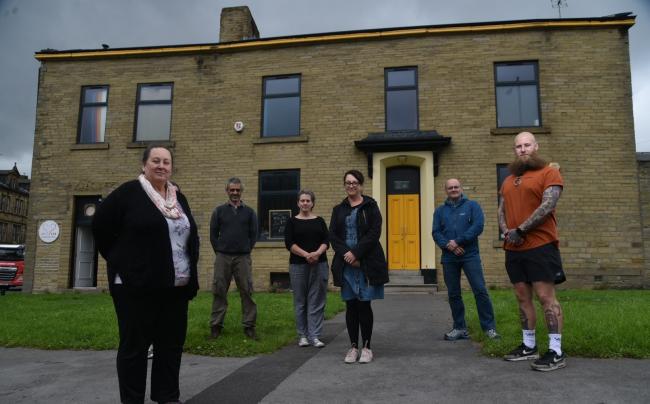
[38,220,60,243]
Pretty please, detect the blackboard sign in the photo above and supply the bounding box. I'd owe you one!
[269,209,292,239]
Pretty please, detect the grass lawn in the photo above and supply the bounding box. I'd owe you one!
[464,289,650,359]
[2,289,649,358]
[0,291,346,357]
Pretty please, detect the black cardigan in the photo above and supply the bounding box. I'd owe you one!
[329,195,389,287]
[92,180,200,298]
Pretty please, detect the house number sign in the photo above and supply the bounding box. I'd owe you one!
[38,220,60,243]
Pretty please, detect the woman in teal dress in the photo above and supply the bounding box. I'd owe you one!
[329,169,389,364]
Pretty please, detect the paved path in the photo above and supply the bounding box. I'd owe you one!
[1,293,649,403]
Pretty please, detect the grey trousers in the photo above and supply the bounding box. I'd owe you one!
[289,262,329,341]
[211,252,257,329]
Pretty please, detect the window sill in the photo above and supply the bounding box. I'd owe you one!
[70,143,110,150]
[490,126,551,135]
[253,135,308,145]
[255,241,285,248]
[127,141,175,149]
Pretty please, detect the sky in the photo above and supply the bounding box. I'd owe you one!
[1,0,648,177]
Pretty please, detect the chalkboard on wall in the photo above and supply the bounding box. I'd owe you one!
[269,209,292,239]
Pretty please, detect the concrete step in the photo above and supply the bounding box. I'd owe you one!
[384,284,438,294]
[387,270,425,284]
[385,270,438,294]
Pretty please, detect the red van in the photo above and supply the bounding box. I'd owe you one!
[0,244,24,294]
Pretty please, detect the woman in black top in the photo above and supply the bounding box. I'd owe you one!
[284,190,329,348]
[92,145,199,404]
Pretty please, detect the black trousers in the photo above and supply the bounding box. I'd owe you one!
[111,286,189,404]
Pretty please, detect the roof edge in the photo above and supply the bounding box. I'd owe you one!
[35,16,636,61]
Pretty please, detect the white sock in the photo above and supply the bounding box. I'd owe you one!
[523,329,536,349]
[549,334,562,355]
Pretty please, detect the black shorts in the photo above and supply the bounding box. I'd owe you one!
[505,243,564,284]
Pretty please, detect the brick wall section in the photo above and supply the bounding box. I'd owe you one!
[637,153,650,289]
[27,22,644,292]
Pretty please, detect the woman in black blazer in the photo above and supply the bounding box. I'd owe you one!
[92,144,199,404]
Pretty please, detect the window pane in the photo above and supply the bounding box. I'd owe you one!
[258,194,296,240]
[387,89,417,131]
[387,69,416,87]
[84,87,107,103]
[265,77,300,95]
[518,85,540,126]
[496,85,539,127]
[79,106,106,143]
[140,85,172,101]
[136,104,171,140]
[263,97,300,136]
[261,171,300,191]
[496,64,536,83]
[258,170,300,240]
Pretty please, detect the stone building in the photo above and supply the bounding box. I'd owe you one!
[24,6,647,292]
[0,164,30,244]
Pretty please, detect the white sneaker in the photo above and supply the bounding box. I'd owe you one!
[344,347,359,363]
[358,347,373,363]
[312,338,325,348]
[298,337,310,347]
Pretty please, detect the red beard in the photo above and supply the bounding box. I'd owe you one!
[508,152,548,176]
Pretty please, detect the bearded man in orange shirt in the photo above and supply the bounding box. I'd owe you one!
[498,132,566,372]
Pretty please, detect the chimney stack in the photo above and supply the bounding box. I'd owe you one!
[219,6,260,43]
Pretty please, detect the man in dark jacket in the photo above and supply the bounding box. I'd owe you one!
[433,178,499,341]
[209,177,258,340]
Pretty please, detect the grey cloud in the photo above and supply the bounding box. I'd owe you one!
[1,0,648,178]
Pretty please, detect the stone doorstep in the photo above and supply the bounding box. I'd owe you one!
[385,270,438,294]
[388,270,428,284]
[384,284,438,294]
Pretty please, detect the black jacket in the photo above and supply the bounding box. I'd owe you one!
[92,180,200,299]
[329,195,389,287]
[209,202,258,254]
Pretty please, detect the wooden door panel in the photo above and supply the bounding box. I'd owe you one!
[404,195,420,270]
[387,194,420,270]
[387,195,403,270]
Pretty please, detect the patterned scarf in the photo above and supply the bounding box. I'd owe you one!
[138,174,182,219]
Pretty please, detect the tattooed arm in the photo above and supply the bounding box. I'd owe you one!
[518,185,563,234]
[497,195,508,235]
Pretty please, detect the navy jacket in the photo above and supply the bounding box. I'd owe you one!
[432,195,484,263]
[329,195,389,287]
[92,180,200,298]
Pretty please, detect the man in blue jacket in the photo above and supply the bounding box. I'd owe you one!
[433,178,499,341]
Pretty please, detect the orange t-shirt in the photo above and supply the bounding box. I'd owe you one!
[500,165,564,251]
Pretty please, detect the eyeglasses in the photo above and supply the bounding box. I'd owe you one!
[446,186,461,190]
[344,181,360,187]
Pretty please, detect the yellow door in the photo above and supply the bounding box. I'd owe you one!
[387,194,420,270]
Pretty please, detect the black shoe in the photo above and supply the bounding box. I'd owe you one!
[503,343,539,361]
[531,349,567,371]
[209,325,222,339]
[244,327,257,340]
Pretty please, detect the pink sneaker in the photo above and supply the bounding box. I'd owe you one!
[344,347,359,363]
[359,347,373,363]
